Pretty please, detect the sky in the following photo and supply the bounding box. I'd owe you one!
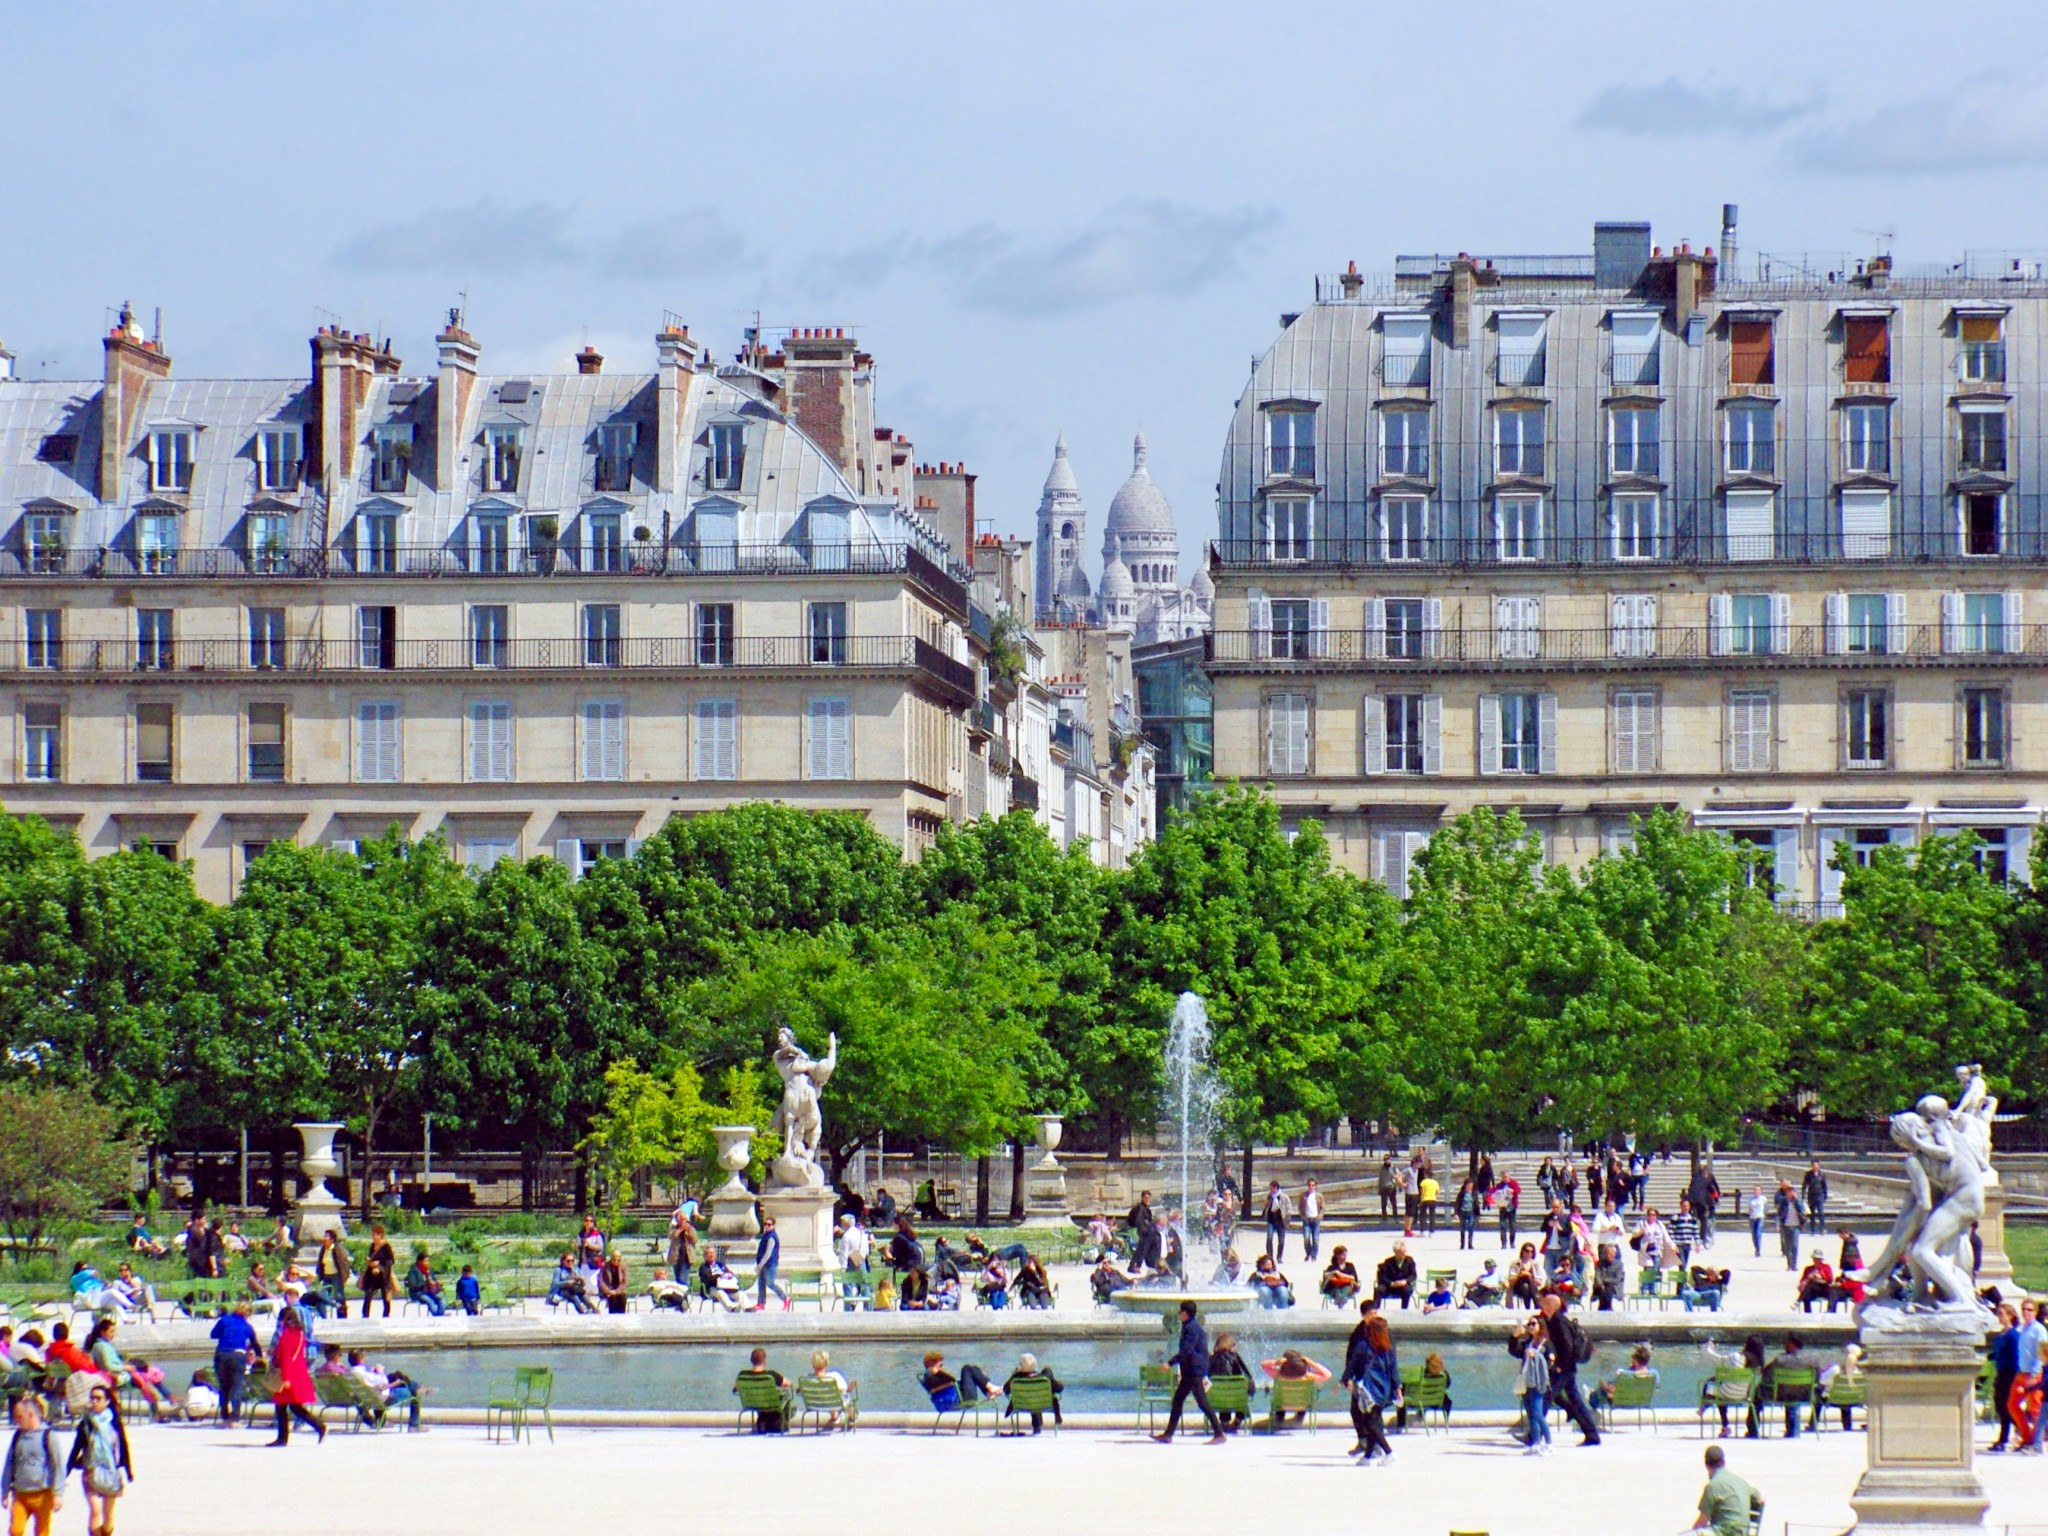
[6,1,2048,579]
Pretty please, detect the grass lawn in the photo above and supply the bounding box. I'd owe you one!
[2008,1223,2046,1294]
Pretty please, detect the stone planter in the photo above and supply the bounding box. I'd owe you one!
[1024,1114,1069,1224]
[291,1121,348,1251]
[706,1125,760,1241]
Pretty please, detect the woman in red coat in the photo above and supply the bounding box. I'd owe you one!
[266,1300,325,1447]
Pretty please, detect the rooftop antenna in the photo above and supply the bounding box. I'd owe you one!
[1854,227,1896,256]
[152,307,162,346]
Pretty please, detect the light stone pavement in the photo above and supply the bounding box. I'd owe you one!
[112,1418,2045,1536]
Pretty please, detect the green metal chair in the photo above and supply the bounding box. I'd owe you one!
[1135,1364,1175,1432]
[930,1386,1001,1436]
[315,1373,386,1432]
[1698,1366,1758,1437]
[487,1365,555,1444]
[1602,1372,1658,1432]
[1003,1374,1059,1435]
[1814,1372,1866,1432]
[794,1376,859,1432]
[1261,1377,1321,1433]
[1975,1358,1998,1422]
[1206,1373,1252,1429]
[1766,1365,1818,1434]
[1402,1373,1452,1434]
[733,1371,793,1434]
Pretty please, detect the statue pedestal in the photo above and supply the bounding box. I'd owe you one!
[1975,1177,2013,1288]
[1849,1322,1990,1536]
[759,1184,838,1274]
[1023,1161,1070,1226]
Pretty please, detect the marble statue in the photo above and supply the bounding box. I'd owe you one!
[1849,1081,1991,1320]
[768,1028,837,1188]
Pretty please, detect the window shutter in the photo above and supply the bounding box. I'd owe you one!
[1819,829,1846,906]
[1612,694,1635,773]
[1421,694,1443,775]
[1710,594,1733,655]
[1423,598,1444,659]
[1609,595,1635,658]
[555,838,584,880]
[583,700,625,781]
[1361,694,1386,775]
[1250,594,1272,659]
[2005,590,2025,652]
[696,700,737,779]
[1769,593,1791,654]
[808,698,852,780]
[1538,692,1559,774]
[1942,593,1964,653]
[1772,828,1800,905]
[625,837,645,859]
[1885,593,1907,653]
[1364,597,1386,659]
[1478,694,1502,776]
[1824,593,1848,654]
[1310,599,1330,659]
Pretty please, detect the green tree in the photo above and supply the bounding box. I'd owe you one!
[0,1083,138,1260]
[579,1060,779,1224]
[1110,787,1399,1184]
[1804,832,2029,1116]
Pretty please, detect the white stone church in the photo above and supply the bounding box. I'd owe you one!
[1032,432,1212,644]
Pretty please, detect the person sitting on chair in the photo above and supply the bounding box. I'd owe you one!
[1796,1255,1836,1313]
[1258,1349,1331,1428]
[1090,1254,1134,1304]
[974,1255,1010,1309]
[1208,1333,1255,1431]
[897,1265,932,1310]
[1374,1242,1418,1309]
[1682,1265,1733,1313]
[1506,1243,1544,1308]
[1002,1353,1064,1434]
[1016,1256,1055,1310]
[1422,1274,1457,1312]
[693,1249,738,1314]
[1319,1246,1362,1305]
[734,1347,790,1434]
[404,1252,446,1317]
[647,1266,690,1311]
[1591,1243,1627,1311]
[920,1351,996,1412]
[1591,1343,1659,1413]
[1250,1254,1295,1309]
[1210,1247,1246,1287]
[1395,1352,1454,1430]
[1463,1258,1506,1307]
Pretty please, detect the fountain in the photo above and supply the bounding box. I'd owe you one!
[1110,991,1246,1332]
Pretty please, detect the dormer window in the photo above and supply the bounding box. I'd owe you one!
[371,423,414,493]
[595,422,637,492]
[1496,312,1548,387]
[1609,310,1661,386]
[25,512,69,574]
[136,511,180,573]
[256,427,300,492]
[149,428,194,492]
[1959,315,2005,383]
[708,423,745,491]
[247,511,290,573]
[1266,408,1315,479]
[485,424,523,493]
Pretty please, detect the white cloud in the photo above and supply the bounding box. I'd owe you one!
[1789,74,2048,174]
[594,210,750,281]
[1576,78,1821,139]
[336,200,579,274]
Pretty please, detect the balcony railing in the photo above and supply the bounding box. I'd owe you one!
[1,547,329,580]
[1208,623,2041,670]
[0,633,971,679]
[1210,532,2048,570]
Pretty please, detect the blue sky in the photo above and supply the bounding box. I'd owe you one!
[5,1,2047,573]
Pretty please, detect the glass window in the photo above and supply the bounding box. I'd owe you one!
[1959,316,2005,383]
[470,605,509,668]
[136,609,174,671]
[1963,593,2007,653]
[1731,594,1774,655]
[1383,411,1430,478]
[359,513,398,573]
[587,512,623,572]
[1610,311,1660,385]
[1267,410,1315,478]
[1609,409,1659,477]
[25,609,62,670]
[808,601,848,664]
[248,703,286,782]
[1385,598,1426,660]
[583,603,621,667]
[1498,693,1541,774]
[469,700,513,782]
[1843,403,1890,474]
[1495,410,1545,477]
[1962,494,2003,556]
[356,606,396,670]
[595,422,637,492]
[580,838,628,868]
[1962,688,2007,767]
[1497,496,1542,561]
[1384,694,1425,774]
[695,699,737,779]
[1384,497,1427,561]
[246,512,289,573]
[485,425,523,492]
[1726,404,1775,475]
[1847,594,1889,655]
[807,697,853,780]
[371,423,413,492]
[1613,495,1659,560]
[1728,690,1774,772]
[1969,827,2013,883]
[1269,600,1314,660]
[24,514,68,574]
[23,703,60,781]
[249,607,285,670]
[582,700,625,782]
[1497,313,1547,386]
[136,513,180,573]
[136,702,173,782]
[1265,498,1313,561]
[708,424,745,490]
[257,427,300,491]
[1381,313,1430,386]
[1845,689,1889,768]
[471,514,509,573]
[1960,409,2006,473]
[355,701,400,782]
[697,603,735,666]
[150,429,194,491]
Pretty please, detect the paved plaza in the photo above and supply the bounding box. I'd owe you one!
[113,1417,2044,1536]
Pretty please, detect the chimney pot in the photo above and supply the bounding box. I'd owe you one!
[577,345,603,375]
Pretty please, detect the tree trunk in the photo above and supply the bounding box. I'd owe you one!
[1240,1140,1254,1200]
[1106,1119,1123,1162]
[975,1156,991,1225]
[519,1147,536,1213]
[1008,1139,1026,1223]
[1687,1140,1703,1181]
[268,1132,286,1217]
[1469,1144,1481,1182]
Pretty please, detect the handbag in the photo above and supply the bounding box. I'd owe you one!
[259,1364,286,1397]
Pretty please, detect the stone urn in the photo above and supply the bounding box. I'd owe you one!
[1033,1114,1065,1171]
[1024,1114,1070,1224]
[291,1121,348,1251]
[706,1125,761,1241]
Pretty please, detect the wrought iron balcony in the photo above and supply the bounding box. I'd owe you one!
[1209,532,2048,572]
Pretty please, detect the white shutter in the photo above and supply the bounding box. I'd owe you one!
[2005,590,2025,652]
[1497,596,1539,660]
[1885,593,1907,654]
[470,701,511,782]
[1824,593,1848,655]
[1268,695,1309,776]
[1538,692,1559,775]
[583,700,625,781]
[1361,694,1386,776]
[1942,593,1964,654]
[1421,694,1442,775]
[625,837,645,859]
[1423,598,1444,659]
[1840,490,1891,559]
[1364,598,1387,659]
[696,700,737,780]
[1478,694,1502,776]
[1769,594,1791,654]
[809,697,851,780]
[1726,492,1774,561]
[1310,599,1330,659]
[555,837,585,880]
[1819,829,1847,906]
[1710,594,1733,656]
[1610,595,1631,659]
[1250,594,1272,659]
[1772,827,1800,905]
[357,702,399,783]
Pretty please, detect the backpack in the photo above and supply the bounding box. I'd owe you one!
[1571,1319,1595,1365]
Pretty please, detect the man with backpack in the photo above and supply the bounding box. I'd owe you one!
[2,1394,62,1536]
[1536,1290,1602,1446]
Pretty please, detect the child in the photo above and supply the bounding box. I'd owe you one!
[2,1394,62,1536]
[456,1265,481,1317]
[1422,1275,1456,1313]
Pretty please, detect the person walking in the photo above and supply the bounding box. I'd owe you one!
[1670,1199,1700,1273]
[1988,1303,2022,1452]
[1376,1155,1398,1220]
[3,1395,62,1536]
[208,1304,258,1428]
[1536,1292,1601,1446]
[2009,1297,2046,1454]
[753,1217,790,1312]
[1399,1160,1420,1237]
[1152,1301,1225,1445]
[1127,1192,1160,1273]
[1455,1178,1480,1251]
[1498,1177,1520,1249]
[1687,1165,1720,1248]
[1300,1179,1324,1262]
[1513,1315,1551,1455]
[1774,1184,1803,1272]
[1262,1182,1290,1264]
[1341,1310,1399,1466]
[265,1304,324,1447]
[67,1383,131,1536]
[1801,1161,1828,1236]
[1745,1187,1767,1259]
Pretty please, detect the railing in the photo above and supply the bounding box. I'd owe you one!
[0,633,952,677]
[0,542,974,595]
[1211,532,2048,570]
[911,637,976,702]
[1208,623,2043,670]
[1009,773,1040,811]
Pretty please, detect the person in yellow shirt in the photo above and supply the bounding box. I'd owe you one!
[1418,1172,1442,1235]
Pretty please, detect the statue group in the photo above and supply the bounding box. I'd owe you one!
[1852,1064,1997,1320]
[768,1027,837,1189]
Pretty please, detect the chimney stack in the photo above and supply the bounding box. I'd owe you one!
[782,328,860,477]
[577,345,603,375]
[308,329,394,491]
[1720,204,1739,280]
[434,310,480,493]
[100,301,172,502]
[1448,256,1478,349]
[654,323,699,494]
[914,461,976,559]
[1339,260,1363,299]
